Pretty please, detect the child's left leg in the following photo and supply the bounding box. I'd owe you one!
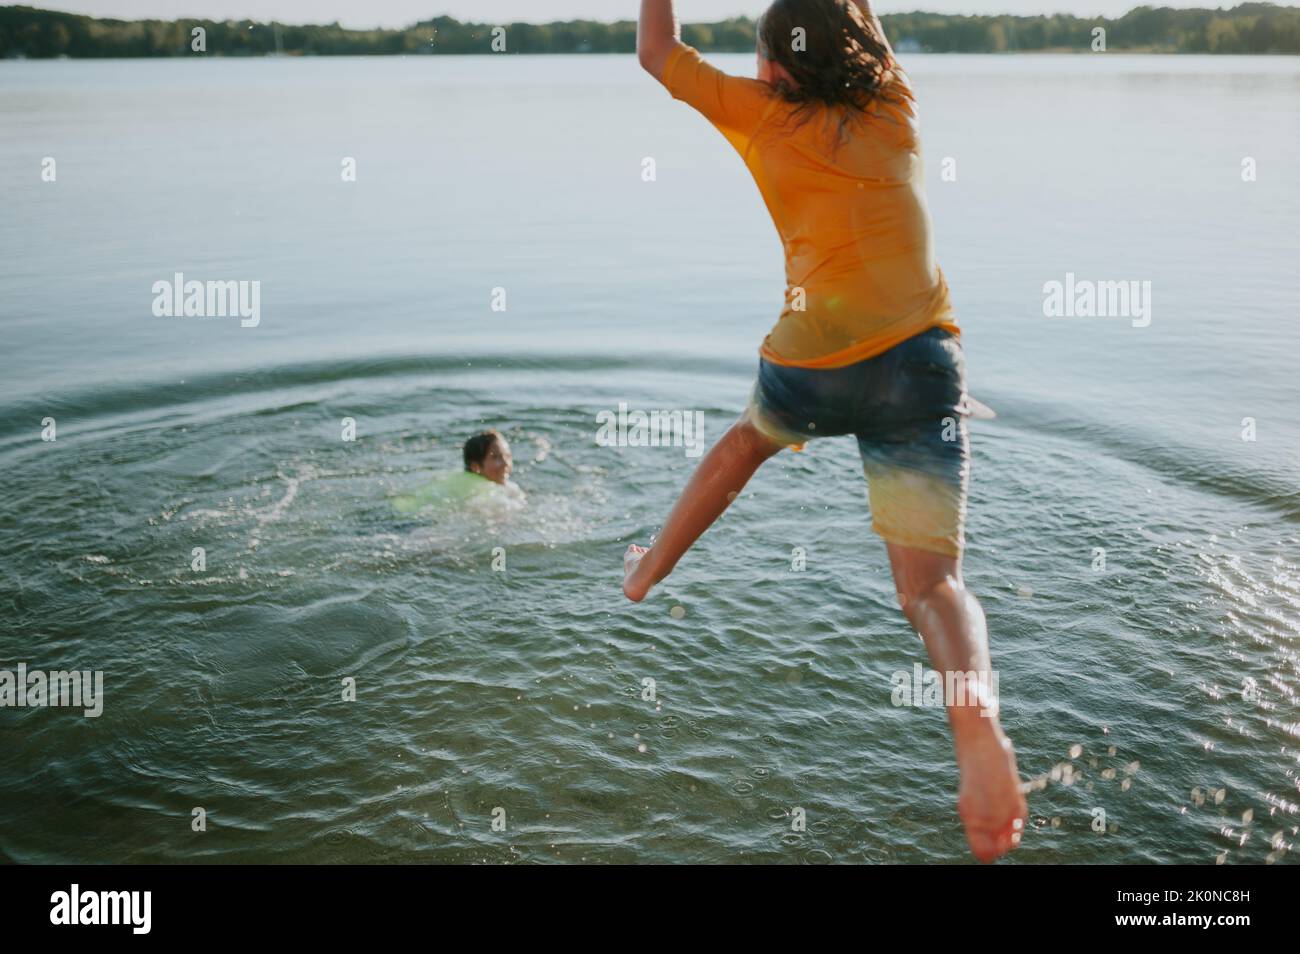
[623,415,783,602]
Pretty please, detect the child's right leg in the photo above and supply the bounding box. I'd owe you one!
[859,327,1026,860]
[887,542,1027,862]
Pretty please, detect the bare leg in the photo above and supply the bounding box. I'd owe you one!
[887,542,1028,862]
[623,416,782,602]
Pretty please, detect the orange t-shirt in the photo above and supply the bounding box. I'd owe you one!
[661,43,959,369]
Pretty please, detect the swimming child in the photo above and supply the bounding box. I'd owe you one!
[392,429,524,515]
[462,429,515,487]
[627,0,1027,861]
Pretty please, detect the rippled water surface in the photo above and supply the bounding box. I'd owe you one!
[1,54,1298,863]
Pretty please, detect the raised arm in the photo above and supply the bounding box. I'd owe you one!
[850,0,896,61]
[638,0,684,81]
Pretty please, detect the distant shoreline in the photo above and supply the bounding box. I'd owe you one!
[2,4,1298,58]
[8,49,1300,62]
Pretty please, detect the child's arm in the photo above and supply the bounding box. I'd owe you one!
[640,2,773,145]
[637,0,683,81]
[850,0,896,61]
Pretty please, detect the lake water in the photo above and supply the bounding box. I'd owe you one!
[0,53,1297,863]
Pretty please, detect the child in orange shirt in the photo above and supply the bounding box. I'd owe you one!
[626,0,1027,862]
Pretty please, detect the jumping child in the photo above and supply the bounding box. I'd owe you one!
[626,0,1028,862]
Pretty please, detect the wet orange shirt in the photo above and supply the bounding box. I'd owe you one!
[661,43,958,368]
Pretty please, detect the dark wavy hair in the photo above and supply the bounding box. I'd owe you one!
[463,429,503,471]
[757,0,902,139]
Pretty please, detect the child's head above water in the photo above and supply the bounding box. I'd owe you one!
[463,429,513,485]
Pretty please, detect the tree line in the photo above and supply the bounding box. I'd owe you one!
[1,4,1297,58]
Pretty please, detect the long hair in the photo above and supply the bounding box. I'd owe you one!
[757,0,903,142]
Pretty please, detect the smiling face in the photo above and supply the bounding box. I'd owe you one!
[463,429,513,485]
[474,436,513,485]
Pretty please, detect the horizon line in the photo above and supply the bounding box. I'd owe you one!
[8,2,1295,30]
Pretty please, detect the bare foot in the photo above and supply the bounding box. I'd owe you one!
[623,544,652,602]
[954,724,1028,862]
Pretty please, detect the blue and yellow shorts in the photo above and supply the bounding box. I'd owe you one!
[745,327,971,557]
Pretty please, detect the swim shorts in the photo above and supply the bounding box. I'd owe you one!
[744,327,971,557]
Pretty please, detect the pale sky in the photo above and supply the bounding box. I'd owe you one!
[37,1,1225,30]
